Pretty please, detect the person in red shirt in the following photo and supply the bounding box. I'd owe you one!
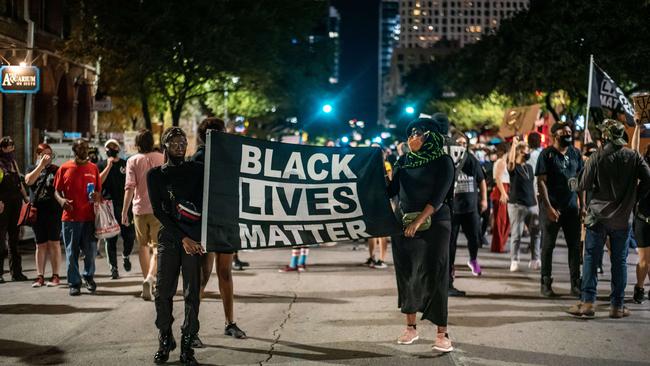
[54,139,102,296]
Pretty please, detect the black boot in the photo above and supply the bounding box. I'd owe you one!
[179,333,199,366]
[541,276,556,297]
[570,278,582,298]
[154,330,176,364]
[0,259,5,284]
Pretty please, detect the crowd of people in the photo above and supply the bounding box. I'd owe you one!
[1,113,650,364]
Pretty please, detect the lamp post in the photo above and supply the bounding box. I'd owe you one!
[223,76,240,122]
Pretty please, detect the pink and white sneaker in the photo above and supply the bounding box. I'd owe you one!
[433,332,454,352]
[397,327,419,345]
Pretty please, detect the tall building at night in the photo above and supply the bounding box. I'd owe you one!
[380,0,529,125]
[378,0,400,125]
[328,6,341,84]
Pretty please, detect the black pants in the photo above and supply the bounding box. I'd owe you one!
[540,205,581,282]
[0,197,22,276]
[155,239,201,336]
[104,224,135,269]
[449,211,480,279]
[480,206,490,243]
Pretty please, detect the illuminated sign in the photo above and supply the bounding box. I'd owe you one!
[0,66,40,94]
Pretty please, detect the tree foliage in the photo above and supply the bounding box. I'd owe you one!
[67,0,333,127]
[400,0,650,128]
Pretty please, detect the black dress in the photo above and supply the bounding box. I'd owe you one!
[388,155,455,326]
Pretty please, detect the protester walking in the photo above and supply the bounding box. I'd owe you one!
[54,139,102,296]
[490,143,510,253]
[0,136,28,283]
[536,122,584,298]
[506,137,540,271]
[98,139,135,280]
[388,116,455,353]
[148,127,203,366]
[192,117,246,348]
[24,144,63,287]
[448,134,487,297]
[568,119,650,318]
[122,130,164,301]
[629,123,650,304]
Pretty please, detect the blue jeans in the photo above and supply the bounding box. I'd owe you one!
[62,221,96,287]
[582,223,629,307]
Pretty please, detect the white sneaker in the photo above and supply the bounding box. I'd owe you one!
[510,260,519,272]
[528,259,541,270]
[142,277,153,301]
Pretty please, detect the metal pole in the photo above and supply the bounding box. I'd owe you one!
[23,16,35,167]
[223,83,229,122]
[584,54,594,144]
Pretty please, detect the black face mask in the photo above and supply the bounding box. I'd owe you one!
[523,153,531,161]
[558,135,573,148]
[106,148,119,158]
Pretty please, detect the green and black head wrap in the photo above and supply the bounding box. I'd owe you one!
[397,116,448,169]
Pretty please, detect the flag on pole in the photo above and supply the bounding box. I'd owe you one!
[589,62,636,126]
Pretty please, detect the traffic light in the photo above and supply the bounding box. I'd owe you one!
[322,104,333,113]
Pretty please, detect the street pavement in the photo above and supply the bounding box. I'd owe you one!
[0,236,649,366]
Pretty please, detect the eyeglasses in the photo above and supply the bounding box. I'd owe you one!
[409,129,430,138]
[166,141,187,149]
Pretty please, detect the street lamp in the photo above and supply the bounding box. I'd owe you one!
[223,76,240,122]
[322,104,333,114]
[405,105,415,115]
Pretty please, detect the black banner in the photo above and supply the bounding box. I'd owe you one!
[589,63,635,126]
[201,132,401,252]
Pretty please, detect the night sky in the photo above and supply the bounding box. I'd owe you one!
[331,0,380,127]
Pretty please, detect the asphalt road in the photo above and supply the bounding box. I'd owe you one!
[0,236,649,366]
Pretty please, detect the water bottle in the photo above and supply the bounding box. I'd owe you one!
[87,183,95,202]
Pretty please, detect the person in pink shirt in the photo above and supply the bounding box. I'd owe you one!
[121,129,164,301]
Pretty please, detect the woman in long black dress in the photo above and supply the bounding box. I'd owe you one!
[388,117,455,353]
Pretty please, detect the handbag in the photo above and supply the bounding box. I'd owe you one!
[401,211,431,232]
[18,202,37,226]
[166,181,202,241]
[94,200,121,239]
[18,176,46,227]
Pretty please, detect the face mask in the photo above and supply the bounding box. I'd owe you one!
[523,153,531,161]
[106,148,119,158]
[407,138,423,152]
[558,135,573,148]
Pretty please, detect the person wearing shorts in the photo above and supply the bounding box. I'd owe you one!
[122,129,164,301]
[25,143,63,288]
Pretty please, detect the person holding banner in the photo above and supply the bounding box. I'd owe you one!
[388,116,455,353]
[147,127,203,366]
[192,117,247,344]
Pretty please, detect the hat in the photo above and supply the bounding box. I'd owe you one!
[599,119,627,146]
[405,114,449,137]
[104,139,120,149]
[551,122,572,135]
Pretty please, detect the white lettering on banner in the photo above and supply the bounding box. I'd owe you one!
[239,224,266,248]
[283,152,307,179]
[307,153,328,181]
[241,145,262,175]
[239,144,356,181]
[238,220,371,248]
[239,177,363,222]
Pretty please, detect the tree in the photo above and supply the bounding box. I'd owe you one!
[402,0,650,127]
[68,0,333,127]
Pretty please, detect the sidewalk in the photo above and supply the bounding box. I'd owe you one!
[0,236,648,365]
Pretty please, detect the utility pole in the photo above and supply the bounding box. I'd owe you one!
[23,0,35,167]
